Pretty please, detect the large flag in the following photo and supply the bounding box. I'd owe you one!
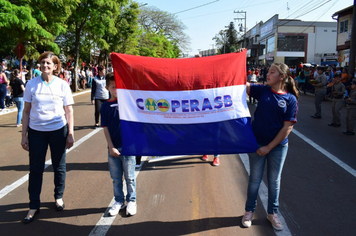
[110,50,258,156]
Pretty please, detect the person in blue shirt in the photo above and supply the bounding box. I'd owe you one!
[100,73,137,217]
[241,63,299,231]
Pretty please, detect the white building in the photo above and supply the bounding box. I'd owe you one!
[245,14,337,66]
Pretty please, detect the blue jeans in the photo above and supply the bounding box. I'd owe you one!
[108,152,136,203]
[28,126,68,209]
[245,143,288,214]
[13,97,24,125]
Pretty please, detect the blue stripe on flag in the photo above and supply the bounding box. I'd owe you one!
[120,118,258,156]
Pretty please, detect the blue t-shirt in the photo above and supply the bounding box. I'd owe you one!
[250,84,298,146]
[100,99,122,149]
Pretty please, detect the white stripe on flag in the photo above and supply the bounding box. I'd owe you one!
[117,85,250,124]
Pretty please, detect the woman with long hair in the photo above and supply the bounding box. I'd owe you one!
[242,62,299,231]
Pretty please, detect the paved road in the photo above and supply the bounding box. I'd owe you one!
[0,89,355,236]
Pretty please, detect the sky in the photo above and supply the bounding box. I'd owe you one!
[143,0,353,56]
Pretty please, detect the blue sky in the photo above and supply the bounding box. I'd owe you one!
[143,0,353,56]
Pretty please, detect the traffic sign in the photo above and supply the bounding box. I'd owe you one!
[14,43,26,58]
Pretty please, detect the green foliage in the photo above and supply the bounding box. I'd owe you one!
[0,0,76,60]
[0,0,185,74]
[213,22,240,54]
[138,31,179,58]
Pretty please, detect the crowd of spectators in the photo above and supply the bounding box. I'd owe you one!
[0,57,110,114]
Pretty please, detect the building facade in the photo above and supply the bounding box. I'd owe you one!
[198,48,218,57]
[332,6,353,67]
[244,14,337,67]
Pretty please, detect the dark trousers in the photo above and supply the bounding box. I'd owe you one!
[28,125,68,209]
[136,156,141,165]
[95,99,106,124]
[0,84,7,109]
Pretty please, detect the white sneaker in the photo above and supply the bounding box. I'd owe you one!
[108,201,125,216]
[126,201,137,216]
[242,211,253,227]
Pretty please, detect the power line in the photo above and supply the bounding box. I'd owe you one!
[257,0,336,35]
[181,0,278,20]
[173,0,220,15]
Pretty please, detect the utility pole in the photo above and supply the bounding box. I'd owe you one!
[234,10,247,48]
[349,0,356,78]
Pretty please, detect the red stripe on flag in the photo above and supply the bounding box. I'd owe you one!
[110,50,247,91]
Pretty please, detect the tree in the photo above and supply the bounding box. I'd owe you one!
[225,21,239,53]
[99,1,141,66]
[212,22,240,54]
[138,31,180,58]
[60,0,125,92]
[212,30,228,54]
[0,0,75,62]
[138,6,190,53]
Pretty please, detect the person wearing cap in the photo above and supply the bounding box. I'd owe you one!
[344,79,356,135]
[328,72,345,127]
[311,66,328,118]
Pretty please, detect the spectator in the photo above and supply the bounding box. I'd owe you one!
[0,66,10,111]
[91,65,109,127]
[9,69,25,127]
[33,64,41,78]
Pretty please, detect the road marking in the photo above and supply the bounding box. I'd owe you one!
[0,127,103,200]
[239,154,292,236]
[292,129,356,178]
[89,156,148,236]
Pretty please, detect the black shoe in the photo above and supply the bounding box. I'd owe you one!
[55,203,65,211]
[328,123,335,126]
[334,124,341,127]
[343,131,355,135]
[311,115,322,119]
[23,209,40,224]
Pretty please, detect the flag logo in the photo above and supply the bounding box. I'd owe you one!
[157,99,170,112]
[145,98,157,111]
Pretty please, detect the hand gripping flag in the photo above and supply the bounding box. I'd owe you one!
[110,50,258,156]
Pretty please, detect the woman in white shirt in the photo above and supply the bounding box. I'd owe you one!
[21,52,75,224]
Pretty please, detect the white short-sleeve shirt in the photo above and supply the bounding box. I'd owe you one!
[23,76,74,131]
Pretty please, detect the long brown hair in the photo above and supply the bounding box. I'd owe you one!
[271,63,299,100]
